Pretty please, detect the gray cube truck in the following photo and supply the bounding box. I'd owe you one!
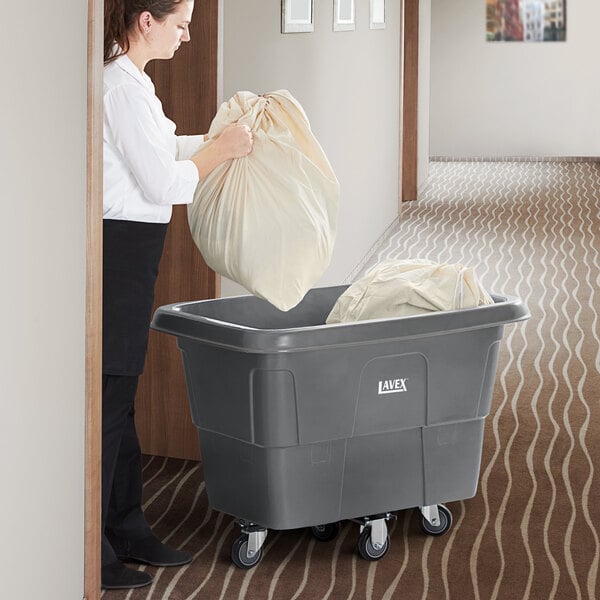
[151,285,529,568]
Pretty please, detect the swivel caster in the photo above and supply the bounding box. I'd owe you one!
[355,513,393,561]
[310,522,341,542]
[231,534,263,569]
[419,504,452,536]
[231,521,267,569]
[357,528,390,561]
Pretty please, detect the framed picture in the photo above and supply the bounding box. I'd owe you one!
[334,0,355,32]
[281,0,314,34]
[486,0,566,42]
[370,0,385,29]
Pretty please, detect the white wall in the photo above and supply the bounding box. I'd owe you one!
[0,2,87,598]
[430,0,600,157]
[219,0,401,296]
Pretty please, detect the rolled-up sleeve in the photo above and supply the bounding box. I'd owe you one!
[176,134,206,160]
[104,84,199,206]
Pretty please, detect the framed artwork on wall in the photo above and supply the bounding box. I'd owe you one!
[370,0,385,29]
[486,0,566,42]
[333,0,355,32]
[281,0,314,33]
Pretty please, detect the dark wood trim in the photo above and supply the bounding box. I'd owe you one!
[137,0,219,460]
[145,0,219,136]
[85,0,103,597]
[400,0,419,202]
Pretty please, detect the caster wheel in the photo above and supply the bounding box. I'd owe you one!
[420,505,452,536]
[231,534,263,569]
[311,522,341,542]
[357,528,389,561]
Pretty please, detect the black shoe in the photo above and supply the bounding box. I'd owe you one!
[101,561,153,590]
[114,533,193,567]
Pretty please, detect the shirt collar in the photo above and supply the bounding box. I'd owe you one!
[114,50,153,91]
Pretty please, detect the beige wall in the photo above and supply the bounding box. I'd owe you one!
[0,2,87,598]
[219,0,401,295]
[430,0,600,157]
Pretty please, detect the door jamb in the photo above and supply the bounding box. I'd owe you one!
[85,0,103,597]
[400,0,419,203]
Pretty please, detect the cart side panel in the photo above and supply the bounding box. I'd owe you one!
[286,330,503,444]
[422,326,504,424]
[340,419,487,518]
[251,369,299,447]
[422,418,486,505]
[341,428,425,518]
[179,341,359,447]
[180,326,503,446]
[477,339,501,418]
[354,353,427,435]
[179,344,254,443]
[199,431,346,529]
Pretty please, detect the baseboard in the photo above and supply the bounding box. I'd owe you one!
[430,156,600,163]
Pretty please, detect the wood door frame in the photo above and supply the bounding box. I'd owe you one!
[400,0,419,203]
[85,0,103,597]
[84,1,421,595]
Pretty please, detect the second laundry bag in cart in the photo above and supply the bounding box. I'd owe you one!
[327,259,494,323]
[188,90,340,311]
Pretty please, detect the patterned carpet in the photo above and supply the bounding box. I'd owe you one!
[103,161,600,600]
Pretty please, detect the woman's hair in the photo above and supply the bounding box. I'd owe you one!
[104,0,185,63]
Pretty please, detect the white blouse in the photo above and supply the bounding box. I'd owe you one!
[103,53,204,223]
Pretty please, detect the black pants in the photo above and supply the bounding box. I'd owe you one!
[101,374,151,565]
[102,220,168,566]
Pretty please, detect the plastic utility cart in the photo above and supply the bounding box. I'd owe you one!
[151,285,529,568]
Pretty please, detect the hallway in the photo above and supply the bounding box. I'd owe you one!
[103,160,600,600]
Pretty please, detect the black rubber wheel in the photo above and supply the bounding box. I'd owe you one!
[231,534,263,569]
[311,522,341,542]
[357,528,390,561]
[420,505,452,536]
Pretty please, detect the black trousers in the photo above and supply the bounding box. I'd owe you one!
[101,374,151,565]
[102,220,168,566]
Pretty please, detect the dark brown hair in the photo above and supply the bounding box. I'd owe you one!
[104,0,186,64]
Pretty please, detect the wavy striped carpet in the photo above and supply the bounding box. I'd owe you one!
[103,160,600,600]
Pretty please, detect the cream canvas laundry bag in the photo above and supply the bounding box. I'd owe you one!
[326,259,493,324]
[188,90,339,311]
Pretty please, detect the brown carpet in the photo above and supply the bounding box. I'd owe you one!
[103,161,600,600]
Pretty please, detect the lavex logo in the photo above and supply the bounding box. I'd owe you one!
[378,378,408,394]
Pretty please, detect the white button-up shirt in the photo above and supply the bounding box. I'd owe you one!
[103,53,204,223]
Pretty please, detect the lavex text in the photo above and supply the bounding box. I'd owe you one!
[377,378,408,395]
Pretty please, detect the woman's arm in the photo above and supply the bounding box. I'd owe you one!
[190,123,253,179]
[105,84,200,206]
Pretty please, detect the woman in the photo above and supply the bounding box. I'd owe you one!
[102,0,253,590]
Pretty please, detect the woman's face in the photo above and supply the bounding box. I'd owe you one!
[149,1,194,59]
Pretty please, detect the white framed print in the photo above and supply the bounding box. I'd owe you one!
[281,0,314,33]
[333,0,355,32]
[370,0,385,29]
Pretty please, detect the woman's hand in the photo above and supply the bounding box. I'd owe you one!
[214,123,254,159]
[191,122,253,179]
